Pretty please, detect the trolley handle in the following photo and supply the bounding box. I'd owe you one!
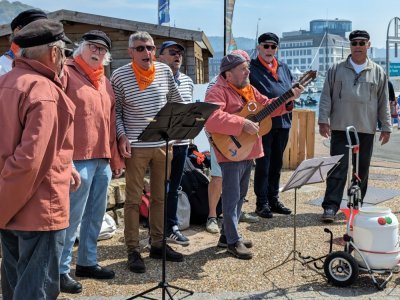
[345,126,360,148]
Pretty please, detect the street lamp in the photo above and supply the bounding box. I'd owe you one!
[386,17,400,76]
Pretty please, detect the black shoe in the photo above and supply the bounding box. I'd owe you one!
[167,225,190,246]
[255,205,273,218]
[270,201,292,215]
[60,273,82,294]
[128,251,146,273]
[217,235,253,248]
[322,208,336,223]
[75,264,115,279]
[149,244,184,262]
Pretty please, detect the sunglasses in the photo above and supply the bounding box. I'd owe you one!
[87,43,108,55]
[49,45,73,58]
[351,41,367,47]
[261,44,277,50]
[131,45,156,52]
[168,49,184,56]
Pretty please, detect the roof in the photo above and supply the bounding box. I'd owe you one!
[280,33,349,47]
[0,9,214,55]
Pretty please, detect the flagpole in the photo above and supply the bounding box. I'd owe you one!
[224,0,227,55]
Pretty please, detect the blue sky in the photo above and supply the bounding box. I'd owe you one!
[14,0,399,48]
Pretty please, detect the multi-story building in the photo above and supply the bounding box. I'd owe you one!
[278,19,352,77]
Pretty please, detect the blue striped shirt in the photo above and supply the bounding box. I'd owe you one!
[111,61,183,147]
[174,72,194,146]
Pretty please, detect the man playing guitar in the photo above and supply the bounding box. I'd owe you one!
[205,53,303,259]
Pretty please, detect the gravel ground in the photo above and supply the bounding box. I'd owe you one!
[55,132,400,299]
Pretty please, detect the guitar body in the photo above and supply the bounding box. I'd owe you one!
[211,101,272,162]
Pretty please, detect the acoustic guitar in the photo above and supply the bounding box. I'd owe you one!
[211,70,317,161]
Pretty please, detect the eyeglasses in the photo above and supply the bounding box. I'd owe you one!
[131,45,156,52]
[351,41,367,47]
[87,43,108,55]
[168,49,184,56]
[261,44,277,50]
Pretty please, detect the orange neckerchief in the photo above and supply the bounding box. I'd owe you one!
[131,61,156,91]
[10,42,20,57]
[74,55,104,90]
[228,82,255,102]
[258,55,279,81]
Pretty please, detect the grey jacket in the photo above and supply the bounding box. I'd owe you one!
[318,56,391,134]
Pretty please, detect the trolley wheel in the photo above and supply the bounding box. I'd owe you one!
[324,251,359,287]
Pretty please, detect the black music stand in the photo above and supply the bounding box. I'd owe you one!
[127,102,218,300]
[263,155,343,275]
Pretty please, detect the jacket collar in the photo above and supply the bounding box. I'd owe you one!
[14,57,63,88]
[345,55,373,71]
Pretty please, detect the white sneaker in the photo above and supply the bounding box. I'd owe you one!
[206,217,219,234]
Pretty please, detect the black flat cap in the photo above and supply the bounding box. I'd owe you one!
[82,30,112,50]
[258,32,279,45]
[13,19,72,48]
[10,9,47,31]
[349,30,370,41]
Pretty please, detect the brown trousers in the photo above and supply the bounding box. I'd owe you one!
[124,146,171,252]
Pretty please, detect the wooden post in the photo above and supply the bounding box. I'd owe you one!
[283,109,315,169]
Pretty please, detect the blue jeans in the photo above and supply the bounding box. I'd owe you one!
[60,159,112,274]
[0,229,65,300]
[254,128,289,208]
[166,145,188,231]
[220,160,252,244]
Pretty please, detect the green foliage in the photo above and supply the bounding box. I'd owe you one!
[0,0,35,26]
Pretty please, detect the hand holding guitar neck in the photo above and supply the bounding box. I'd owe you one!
[289,84,304,101]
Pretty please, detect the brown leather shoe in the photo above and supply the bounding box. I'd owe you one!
[227,241,253,260]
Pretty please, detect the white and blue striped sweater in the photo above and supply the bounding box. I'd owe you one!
[111,61,184,148]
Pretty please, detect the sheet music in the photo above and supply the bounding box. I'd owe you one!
[281,155,343,192]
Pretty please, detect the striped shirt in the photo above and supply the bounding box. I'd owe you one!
[174,72,194,146]
[111,61,183,148]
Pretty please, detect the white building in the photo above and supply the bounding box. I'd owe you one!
[277,19,352,77]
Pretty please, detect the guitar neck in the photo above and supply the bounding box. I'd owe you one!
[254,87,295,122]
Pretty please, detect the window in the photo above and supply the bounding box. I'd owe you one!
[301,58,306,64]
[319,48,324,54]
[287,59,292,64]
[294,58,299,64]
[307,49,311,55]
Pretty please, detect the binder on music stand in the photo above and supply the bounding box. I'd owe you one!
[264,155,343,275]
[128,101,218,300]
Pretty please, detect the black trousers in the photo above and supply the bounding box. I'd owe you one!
[322,130,374,211]
[254,128,290,208]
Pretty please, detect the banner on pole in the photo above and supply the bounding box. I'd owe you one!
[225,0,237,53]
[158,0,170,26]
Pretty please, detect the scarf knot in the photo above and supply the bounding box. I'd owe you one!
[227,82,255,103]
[74,55,104,90]
[131,61,156,91]
[258,55,279,81]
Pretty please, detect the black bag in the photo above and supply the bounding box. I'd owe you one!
[180,157,221,224]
